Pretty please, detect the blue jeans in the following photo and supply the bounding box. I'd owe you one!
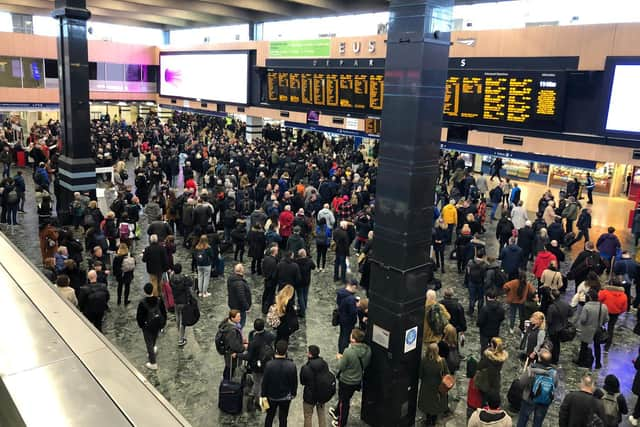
[6,204,18,225]
[509,303,524,329]
[468,282,484,314]
[240,310,247,329]
[297,286,309,316]
[517,400,549,427]
[2,163,9,178]
[334,255,347,283]
[490,202,499,220]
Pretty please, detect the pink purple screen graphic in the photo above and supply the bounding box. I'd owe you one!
[164,69,182,86]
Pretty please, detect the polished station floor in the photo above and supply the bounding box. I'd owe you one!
[2,166,639,427]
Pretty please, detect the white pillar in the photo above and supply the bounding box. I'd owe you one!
[246,116,263,144]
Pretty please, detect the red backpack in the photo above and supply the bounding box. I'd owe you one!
[119,222,130,240]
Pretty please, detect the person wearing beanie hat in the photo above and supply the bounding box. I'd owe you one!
[596,374,628,427]
[300,344,332,427]
[136,282,167,370]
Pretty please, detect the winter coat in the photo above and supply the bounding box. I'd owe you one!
[474,348,508,394]
[275,258,301,289]
[295,256,316,288]
[417,357,449,416]
[316,208,335,229]
[467,409,512,427]
[596,233,621,258]
[337,287,358,330]
[441,204,457,225]
[632,357,640,396]
[142,243,168,275]
[559,391,605,427]
[562,202,579,221]
[517,226,535,254]
[503,279,535,304]
[248,230,267,258]
[500,244,523,275]
[477,300,505,338]
[543,205,556,226]
[262,357,298,401]
[337,342,371,386]
[286,233,306,255]
[440,297,467,333]
[519,362,558,402]
[227,273,251,311]
[135,296,167,330]
[578,301,609,343]
[170,273,191,305]
[300,356,331,404]
[278,210,294,238]
[547,299,572,334]
[333,227,351,257]
[533,251,557,278]
[598,285,628,315]
[423,301,450,344]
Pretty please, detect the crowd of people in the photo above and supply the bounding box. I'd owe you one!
[0,110,639,427]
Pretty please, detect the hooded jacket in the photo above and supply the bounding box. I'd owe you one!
[500,244,523,274]
[300,356,331,404]
[337,287,357,329]
[227,273,251,311]
[337,342,371,385]
[475,347,508,393]
[467,408,512,427]
[533,251,557,278]
[598,285,628,315]
[596,233,621,258]
[440,296,467,333]
[477,300,505,338]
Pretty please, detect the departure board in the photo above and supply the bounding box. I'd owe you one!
[265,68,384,115]
[443,70,565,131]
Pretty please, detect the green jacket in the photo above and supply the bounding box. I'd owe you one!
[562,202,579,221]
[337,343,371,385]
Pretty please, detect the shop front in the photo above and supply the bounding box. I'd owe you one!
[548,163,614,194]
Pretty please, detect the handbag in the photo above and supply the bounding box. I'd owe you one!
[266,304,281,328]
[594,303,608,343]
[331,308,340,326]
[438,361,455,395]
[558,322,577,342]
[182,293,200,326]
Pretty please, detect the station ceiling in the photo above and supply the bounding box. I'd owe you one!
[0,0,513,30]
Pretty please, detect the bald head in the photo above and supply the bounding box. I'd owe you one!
[87,270,97,283]
[234,264,244,275]
[580,374,595,392]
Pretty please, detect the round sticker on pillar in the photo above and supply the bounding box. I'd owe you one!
[404,326,418,353]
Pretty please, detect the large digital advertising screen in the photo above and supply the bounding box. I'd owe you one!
[605,64,640,134]
[159,52,249,105]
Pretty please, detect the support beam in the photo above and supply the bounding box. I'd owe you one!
[360,1,453,426]
[103,0,256,22]
[52,0,96,216]
[201,0,296,16]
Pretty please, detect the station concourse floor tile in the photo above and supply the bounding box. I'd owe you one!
[2,165,639,427]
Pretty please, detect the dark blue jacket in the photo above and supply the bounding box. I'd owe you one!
[337,288,357,329]
[596,233,620,258]
[500,244,523,274]
[13,174,25,192]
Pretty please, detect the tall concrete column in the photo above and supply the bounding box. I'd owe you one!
[361,1,453,426]
[51,0,95,214]
[245,116,263,144]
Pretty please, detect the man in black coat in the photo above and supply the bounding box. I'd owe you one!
[568,242,604,291]
[477,288,505,353]
[440,287,467,336]
[170,263,192,346]
[559,374,605,427]
[227,263,252,328]
[142,234,168,296]
[517,220,535,267]
[239,318,275,410]
[262,245,279,314]
[78,269,110,332]
[136,282,167,370]
[275,250,301,291]
[300,345,332,427]
[295,248,316,318]
[262,340,298,427]
[546,289,572,364]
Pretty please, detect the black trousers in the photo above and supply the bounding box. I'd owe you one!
[117,278,131,304]
[262,281,276,314]
[334,382,360,427]
[316,244,328,269]
[251,255,263,275]
[143,328,158,364]
[265,400,291,427]
[549,332,561,364]
[606,313,620,349]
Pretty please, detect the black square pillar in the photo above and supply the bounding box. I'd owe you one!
[361,1,453,426]
[51,0,95,214]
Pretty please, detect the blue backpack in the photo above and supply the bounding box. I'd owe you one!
[531,368,556,405]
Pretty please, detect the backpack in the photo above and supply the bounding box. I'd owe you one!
[144,300,165,332]
[6,188,18,204]
[489,267,508,289]
[531,368,556,406]
[86,286,108,313]
[119,222,130,240]
[445,345,461,373]
[215,325,229,355]
[121,255,135,273]
[84,212,96,228]
[255,342,275,372]
[195,249,210,267]
[468,261,485,284]
[314,364,337,403]
[601,393,620,426]
[427,304,447,336]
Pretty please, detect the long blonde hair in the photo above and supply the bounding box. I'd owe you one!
[442,324,458,347]
[195,235,210,251]
[275,285,294,315]
[116,242,129,256]
[424,343,441,362]
[531,311,547,330]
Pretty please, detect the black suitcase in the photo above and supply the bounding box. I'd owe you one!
[507,379,523,411]
[218,378,243,414]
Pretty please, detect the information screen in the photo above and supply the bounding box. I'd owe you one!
[443,70,565,130]
[160,52,249,104]
[605,65,640,134]
[266,68,384,114]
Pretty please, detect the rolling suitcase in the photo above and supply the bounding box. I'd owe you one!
[218,368,244,415]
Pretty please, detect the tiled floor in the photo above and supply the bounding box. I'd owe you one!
[2,165,639,426]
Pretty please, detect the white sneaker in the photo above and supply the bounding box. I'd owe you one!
[630,416,639,426]
[145,362,158,370]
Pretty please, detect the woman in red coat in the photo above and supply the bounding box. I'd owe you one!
[598,281,628,350]
[278,205,294,248]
